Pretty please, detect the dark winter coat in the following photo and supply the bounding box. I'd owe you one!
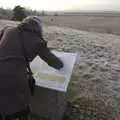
[0,16,63,116]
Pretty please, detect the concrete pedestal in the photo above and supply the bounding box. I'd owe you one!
[30,86,67,120]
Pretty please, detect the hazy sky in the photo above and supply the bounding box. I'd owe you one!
[0,0,120,11]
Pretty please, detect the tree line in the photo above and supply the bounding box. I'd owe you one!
[0,5,46,21]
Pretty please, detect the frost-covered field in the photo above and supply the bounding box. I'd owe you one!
[43,26,120,120]
[1,20,120,119]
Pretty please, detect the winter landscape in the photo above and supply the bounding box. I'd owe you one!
[1,13,120,119]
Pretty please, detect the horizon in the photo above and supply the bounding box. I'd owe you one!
[0,0,120,11]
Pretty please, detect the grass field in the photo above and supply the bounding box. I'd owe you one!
[40,13,120,35]
[0,15,120,119]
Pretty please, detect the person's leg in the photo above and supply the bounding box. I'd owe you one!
[5,107,30,120]
[18,107,30,120]
[19,114,29,120]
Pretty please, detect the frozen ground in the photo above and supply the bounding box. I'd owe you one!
[1,20,120,120]
[43,26,120,120]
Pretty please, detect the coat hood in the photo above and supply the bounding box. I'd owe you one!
[18,16,43,39]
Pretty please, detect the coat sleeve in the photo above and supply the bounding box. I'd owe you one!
[0,26,9,40]
[0,28,5,40]
[38,40,63,69]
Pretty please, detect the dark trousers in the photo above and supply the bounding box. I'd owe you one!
[0,107,29,120]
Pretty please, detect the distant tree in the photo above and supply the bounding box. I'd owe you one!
[54,12,59,16]
[0,7,12,20]
[12,5,27,21]
[41,10,45,16]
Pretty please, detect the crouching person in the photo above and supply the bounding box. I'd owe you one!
[0,16,63,120]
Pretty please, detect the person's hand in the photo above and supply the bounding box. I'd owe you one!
[50,59,64,70]
[55,60,64,70]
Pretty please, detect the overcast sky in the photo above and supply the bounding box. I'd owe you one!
[0,0,120,11]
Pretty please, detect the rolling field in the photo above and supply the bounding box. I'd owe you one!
[0,18,120,119]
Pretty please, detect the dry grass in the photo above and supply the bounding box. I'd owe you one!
[40,15,120,35]
[1,19,120,120]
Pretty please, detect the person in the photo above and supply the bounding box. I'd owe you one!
[0,16,63,119]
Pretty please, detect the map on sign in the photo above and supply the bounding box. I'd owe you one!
[30,50,77,92]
